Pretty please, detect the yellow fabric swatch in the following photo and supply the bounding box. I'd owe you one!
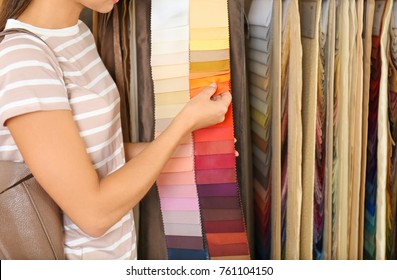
[190,60,230,73]
[190,27,229,40]
[251,107,270,129]
[190,39,230,51]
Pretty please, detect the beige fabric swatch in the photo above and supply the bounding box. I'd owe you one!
[348,0,364,260]
[155,91,191,105]
[190,0,229,28]
[285,0,303,260]
[151,51,190,66]
[153,76,190,93]
[359,0,375,261]
[152,64,190,80]
[190,49,230,62]
[299,0,322,260]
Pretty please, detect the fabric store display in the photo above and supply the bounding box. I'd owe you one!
[150,0,250,260]
[17,0,397,260]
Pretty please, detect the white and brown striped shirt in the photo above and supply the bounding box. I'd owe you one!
[0,19,137,260]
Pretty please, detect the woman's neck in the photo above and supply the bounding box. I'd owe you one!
[17,0,83,29]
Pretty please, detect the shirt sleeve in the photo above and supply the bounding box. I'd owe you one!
[0,34,71,126]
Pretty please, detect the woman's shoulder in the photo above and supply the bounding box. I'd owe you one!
[0,32,55,65]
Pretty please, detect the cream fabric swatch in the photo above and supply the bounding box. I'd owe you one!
[376,0,392,260]
[151,0,189,30]
[299,0,322,260]
[151,52,190,66]
[152,64,190,80]
[152,26,189,43]
[359,0,375,261]
[190,0,229,28]
[152,40,190,55]
[348,0,364,260]
[153,77,190,93]
[285,0,303,260]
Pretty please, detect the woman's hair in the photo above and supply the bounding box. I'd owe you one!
[0,0,32,31]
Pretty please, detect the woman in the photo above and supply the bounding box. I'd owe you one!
[0,0,232,259]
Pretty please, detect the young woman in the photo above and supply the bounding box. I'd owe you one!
[0,0,232,259]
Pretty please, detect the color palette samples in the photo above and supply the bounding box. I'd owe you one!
[190,0,249,260]
[151,0,207,260]
[151,0,249,260]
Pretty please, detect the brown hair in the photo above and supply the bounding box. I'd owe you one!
[0,0,32,31]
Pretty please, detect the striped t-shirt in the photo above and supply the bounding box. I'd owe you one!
[0,19,137,260]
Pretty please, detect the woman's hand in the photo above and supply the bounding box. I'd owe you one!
[175,83,232,133]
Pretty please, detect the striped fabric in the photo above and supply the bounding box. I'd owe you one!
[0,19,137,260]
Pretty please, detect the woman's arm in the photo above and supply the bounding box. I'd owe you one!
[7,85,231,237]
[124,142,149,161]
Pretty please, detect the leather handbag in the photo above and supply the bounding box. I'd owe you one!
[0,161,65,259]
[0,29,65,260]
